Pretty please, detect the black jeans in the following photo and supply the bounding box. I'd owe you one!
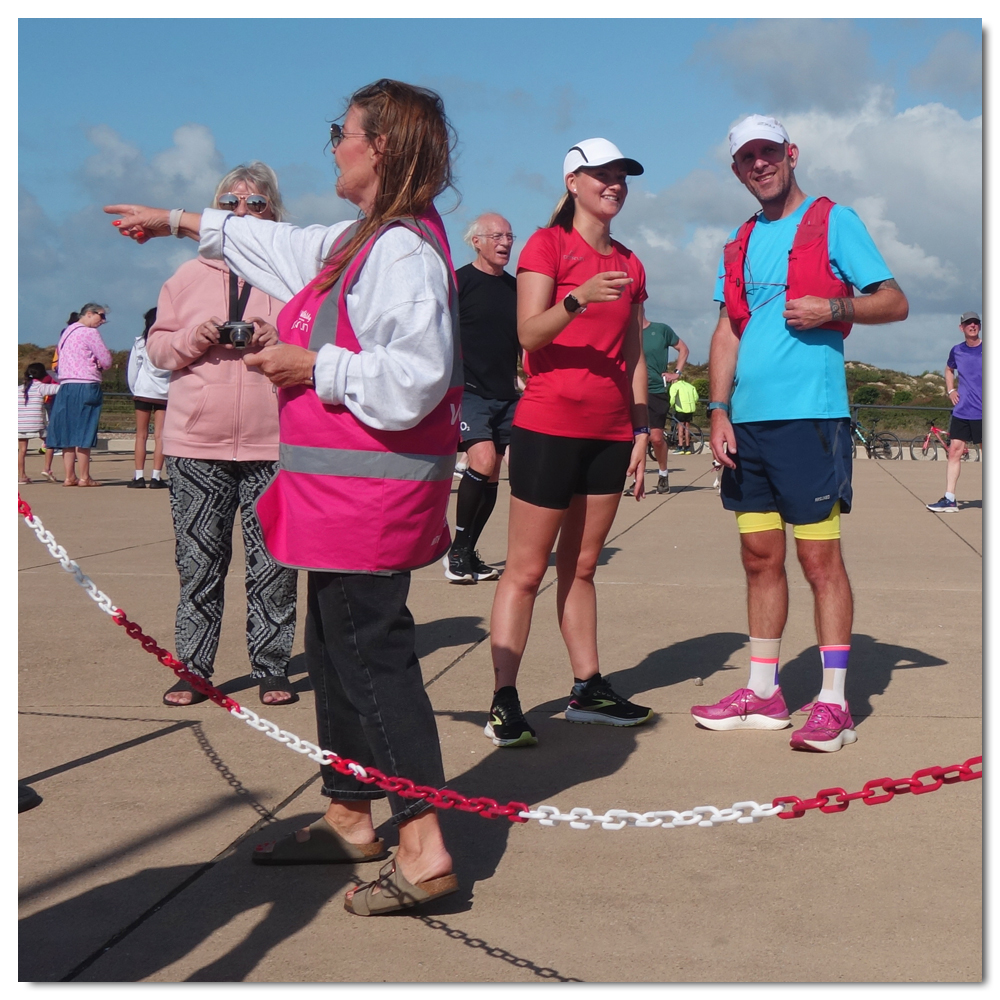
[306,570,446,825]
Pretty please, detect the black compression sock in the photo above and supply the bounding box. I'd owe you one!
[454,466,490,543]
[467,481,498,549]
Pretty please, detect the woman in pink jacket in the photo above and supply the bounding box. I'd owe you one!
[146,162,298,708]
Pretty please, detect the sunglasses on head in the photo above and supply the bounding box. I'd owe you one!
[217,192,270,214]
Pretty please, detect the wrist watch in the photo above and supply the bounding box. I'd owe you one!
[707,401,731,414]
[563,294,586,315]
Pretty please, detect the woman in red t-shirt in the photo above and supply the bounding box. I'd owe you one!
[485,138,653,748]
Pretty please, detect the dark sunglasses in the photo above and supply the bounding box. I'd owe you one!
[329,122,369,149]
[96,312,106,320]
[217,192,270,214]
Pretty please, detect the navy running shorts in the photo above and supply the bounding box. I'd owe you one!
[720,418,853,525]
[648,392,670,430]
[459,392,518,450]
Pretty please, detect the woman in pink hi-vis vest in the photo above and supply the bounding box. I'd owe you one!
[107,80,463,916]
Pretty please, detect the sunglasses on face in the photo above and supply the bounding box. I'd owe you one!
[329,122,369,149]
[217,192,270,214]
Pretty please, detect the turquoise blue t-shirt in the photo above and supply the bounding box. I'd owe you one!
[713,198,894,423]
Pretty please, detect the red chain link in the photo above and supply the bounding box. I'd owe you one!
[18,494,982,831]
[112,609,529,823]
[772,757,982,819]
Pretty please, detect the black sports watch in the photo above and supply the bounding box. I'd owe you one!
[563,293,586,315]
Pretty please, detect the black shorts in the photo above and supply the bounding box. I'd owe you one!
[949,416,982,445]
[459,392,517,449]
[674,411,693,424]
[134,399,167,412]
[508,425,632,510]
[720,418,853,525]
[648,393,670,430]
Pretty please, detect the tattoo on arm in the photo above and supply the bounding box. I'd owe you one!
[830,298,855,322]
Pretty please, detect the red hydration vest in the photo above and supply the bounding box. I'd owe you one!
[722,196,854,339]
[255,207,462,573]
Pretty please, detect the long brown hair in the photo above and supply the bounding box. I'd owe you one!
[316,79,456,293]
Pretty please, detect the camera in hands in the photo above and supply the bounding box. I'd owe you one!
[217,320,254,349]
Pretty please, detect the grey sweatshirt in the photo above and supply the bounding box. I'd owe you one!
[198,208,454,432]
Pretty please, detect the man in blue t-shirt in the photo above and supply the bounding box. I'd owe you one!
[927,311,983,513]
[691,114,909,753]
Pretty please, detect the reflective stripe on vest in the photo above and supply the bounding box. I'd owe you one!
[722,196,853,339]
[279,442,455,481]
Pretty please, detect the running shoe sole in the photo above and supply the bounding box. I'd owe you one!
[482,723,537,747]
[441,555,474,583]
[926,505,958,513]
[564,707,653,727]
[691,712,792,732]
[790,728,858,752]
[472,567,500,581]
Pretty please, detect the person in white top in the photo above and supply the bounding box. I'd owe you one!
[105,79,460,918]
[126,307,172,488]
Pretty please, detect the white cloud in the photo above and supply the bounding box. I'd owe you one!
[614,94,981,371]
[695,19,876,115]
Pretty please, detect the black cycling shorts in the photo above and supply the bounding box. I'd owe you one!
[948,416,982,445]
[134,399,167,412]
[508,425,632,510]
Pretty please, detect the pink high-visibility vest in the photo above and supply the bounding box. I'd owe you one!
[255,208,462,573]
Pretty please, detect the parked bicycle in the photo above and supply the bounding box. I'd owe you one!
[851,415,901,460]
[647,416,704,459]
[909,423,981,462]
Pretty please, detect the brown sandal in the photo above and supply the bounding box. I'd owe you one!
[344,858,458,916]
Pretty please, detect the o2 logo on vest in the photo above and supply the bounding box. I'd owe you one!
[291,309,313,333]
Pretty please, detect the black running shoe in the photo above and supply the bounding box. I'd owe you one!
[470,550,500,581]
[484,687,537,747]
[442,546,474,583]
[565,674,653,727]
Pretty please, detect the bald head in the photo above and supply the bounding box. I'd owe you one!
[465,212,514,276]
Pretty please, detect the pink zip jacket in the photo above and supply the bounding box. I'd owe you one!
[147,257,285,462]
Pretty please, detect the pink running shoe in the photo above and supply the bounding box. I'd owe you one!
[789,701,857,752]
[691,688,791,731]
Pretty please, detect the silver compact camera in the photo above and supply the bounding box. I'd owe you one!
[217,320,254,349]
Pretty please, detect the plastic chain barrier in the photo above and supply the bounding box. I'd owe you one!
[17,495,983,831]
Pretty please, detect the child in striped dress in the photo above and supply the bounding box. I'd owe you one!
[18,363,59,484]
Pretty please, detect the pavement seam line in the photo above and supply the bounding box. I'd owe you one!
[873,462,982,558]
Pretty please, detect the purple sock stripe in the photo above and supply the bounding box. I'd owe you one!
[819,646,850,670]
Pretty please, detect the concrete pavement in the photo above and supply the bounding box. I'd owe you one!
[18,448,982,983]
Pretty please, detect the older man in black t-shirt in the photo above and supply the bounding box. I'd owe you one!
[443,212,520,583]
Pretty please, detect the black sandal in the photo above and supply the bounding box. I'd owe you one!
[258,674,299,706]
[163,678,209,707]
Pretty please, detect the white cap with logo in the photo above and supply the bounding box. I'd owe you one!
[728,115,791,157]
[563,138,644,178]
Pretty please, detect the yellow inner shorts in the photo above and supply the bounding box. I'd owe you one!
[736,501,841,540]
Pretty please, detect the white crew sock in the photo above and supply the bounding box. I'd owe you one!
[133,470,144,480]
[151,469,162,480]
[747,637,781,698]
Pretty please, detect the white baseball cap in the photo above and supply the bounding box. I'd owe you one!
[563,138,643,178]
[728,114,791,157]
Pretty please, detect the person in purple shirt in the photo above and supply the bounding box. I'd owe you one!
[927,311,982,513]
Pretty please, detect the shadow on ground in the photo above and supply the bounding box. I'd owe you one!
[19,631,948,982]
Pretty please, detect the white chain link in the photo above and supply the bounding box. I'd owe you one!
[22,511,119,616]
[21,500,787,833]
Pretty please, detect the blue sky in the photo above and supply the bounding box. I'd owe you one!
[18,17,982,372]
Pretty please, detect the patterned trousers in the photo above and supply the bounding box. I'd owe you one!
[165,457,297,680]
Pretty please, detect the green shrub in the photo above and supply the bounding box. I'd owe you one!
[892,390,913,405]
[692,377,709,401]
[853,385,881,406]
